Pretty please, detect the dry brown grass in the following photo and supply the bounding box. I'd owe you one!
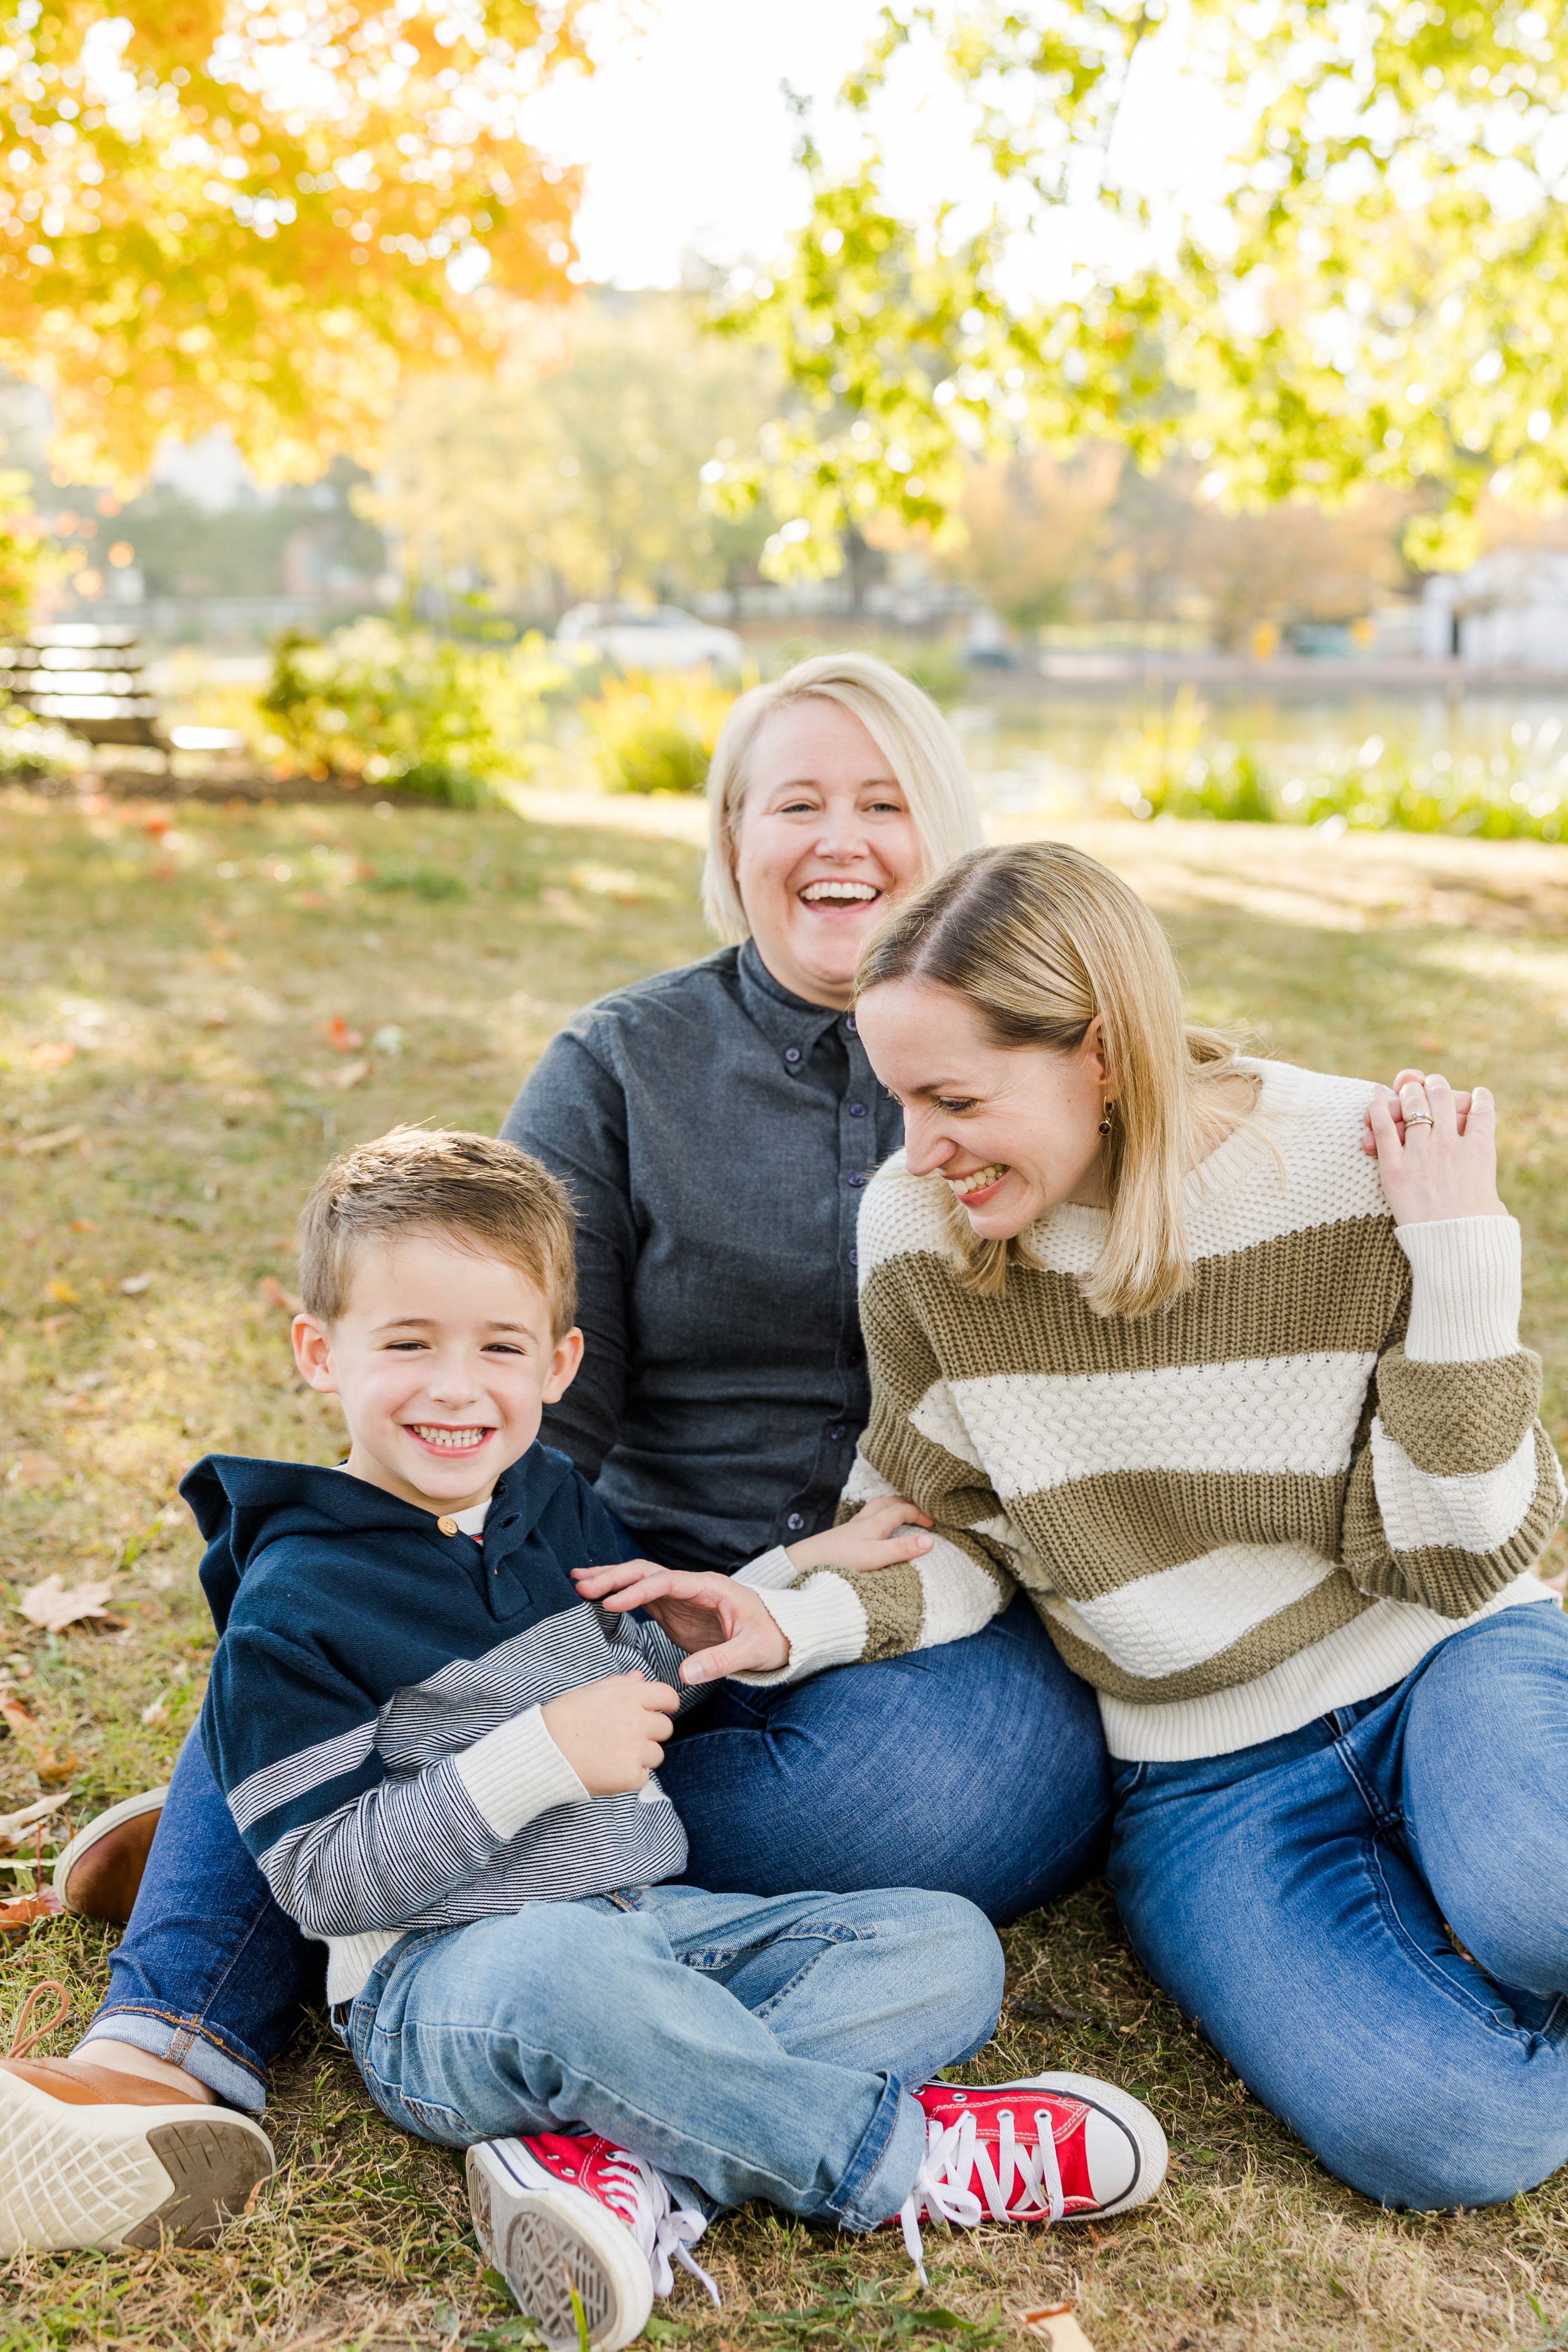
[3,786,1568,2350]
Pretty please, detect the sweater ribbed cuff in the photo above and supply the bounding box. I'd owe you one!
[453,1704,590,1837]
[731,1573,871,1688]
[1396,1215,1522,1363]
[733,1545,800,1592]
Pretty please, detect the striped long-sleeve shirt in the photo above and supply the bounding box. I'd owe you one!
[190,1446,696,2002]
[735,1060,1566,1761]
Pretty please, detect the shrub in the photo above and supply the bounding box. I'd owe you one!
[584,667,736,794]
[260,619,570,805]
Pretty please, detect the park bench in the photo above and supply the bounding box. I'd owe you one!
[0,623,166,750]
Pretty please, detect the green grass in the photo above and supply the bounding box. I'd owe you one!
[3,787,1568,2348]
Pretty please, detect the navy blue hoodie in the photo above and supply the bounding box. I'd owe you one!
[190,1444,694,2000]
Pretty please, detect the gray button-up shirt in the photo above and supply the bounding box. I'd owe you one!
[501,940,905,1575]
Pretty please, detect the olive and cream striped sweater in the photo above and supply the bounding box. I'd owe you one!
[738,1060,1565,1762]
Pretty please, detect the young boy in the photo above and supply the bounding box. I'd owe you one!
[20,1130,1166,2341]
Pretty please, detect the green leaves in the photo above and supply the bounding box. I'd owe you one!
[721,1,1568,563]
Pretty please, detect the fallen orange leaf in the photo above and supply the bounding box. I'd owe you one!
[326,1016,364,1051]
[25,1043,74,1071]
[0,1888,66,1938]
[330,1058,371,1090]
[260,1276,303,1313]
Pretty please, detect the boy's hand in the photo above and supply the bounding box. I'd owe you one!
[541,1670,678,1794]
[783,1494,934,1576]
[572,1562,790,1684]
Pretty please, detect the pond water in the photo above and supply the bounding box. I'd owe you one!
[954,683,1568,832]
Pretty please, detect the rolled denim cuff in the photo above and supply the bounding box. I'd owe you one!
[76,2006,270,2116]
[823,2077,929,2234]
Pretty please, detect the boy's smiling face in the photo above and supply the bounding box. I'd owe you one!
[291,1233,583,1515]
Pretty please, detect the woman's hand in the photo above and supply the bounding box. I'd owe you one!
[1363,1070,1506,1225]
[1360,1067,1473,1155]
[571,1561,791,1684]
[784,1494,935,1576]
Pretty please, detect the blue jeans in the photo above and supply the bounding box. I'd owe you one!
[336,1883,1003,2228]
[83,1598,1108,2111]
[1108,1601,1568,2211]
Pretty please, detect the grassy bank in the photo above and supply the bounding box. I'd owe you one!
[2,787,1567,2350]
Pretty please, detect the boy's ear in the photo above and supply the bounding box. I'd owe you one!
[292,1313,339,1395]
[543,1326,584,1404]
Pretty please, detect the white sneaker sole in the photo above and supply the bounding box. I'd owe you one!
[468,2139,654,2352]
[996,2072,1168,2218]
[0,2070,274,2253]
[52,1785,168,1908]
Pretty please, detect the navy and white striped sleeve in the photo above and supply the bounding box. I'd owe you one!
[203,1625,588,1939]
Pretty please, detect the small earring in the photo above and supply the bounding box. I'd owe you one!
[1098,1099,1114,1137]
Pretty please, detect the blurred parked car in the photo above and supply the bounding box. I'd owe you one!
[556,604,744,674]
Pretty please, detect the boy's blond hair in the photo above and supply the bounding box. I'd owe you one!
[297,1128,577,1336]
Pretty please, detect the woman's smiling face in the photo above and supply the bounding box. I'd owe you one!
[732,698,924,1009]
[856,977,1111,1237]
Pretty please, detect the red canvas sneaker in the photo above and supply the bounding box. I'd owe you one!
[468,2130,718,2351]
[895,2074,1167,2277]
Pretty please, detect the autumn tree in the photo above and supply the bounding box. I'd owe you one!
[716,2,1568,574]
[0,0,589,486]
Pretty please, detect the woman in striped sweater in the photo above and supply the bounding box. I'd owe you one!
[599,837,1568,2209]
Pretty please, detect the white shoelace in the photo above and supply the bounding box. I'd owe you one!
[899,2107,1067,2282]
[597,2149,721,2307]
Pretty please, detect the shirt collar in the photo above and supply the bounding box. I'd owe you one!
[736,936,856,1054]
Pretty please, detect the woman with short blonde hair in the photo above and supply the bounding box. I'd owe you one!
[747,836,1568,2212]
[702,652,984,942]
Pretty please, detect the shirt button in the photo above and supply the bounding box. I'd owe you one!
[847,1172,866,1187]
[845,1014,857,1034]
[784,1047,801,1065]
[848,1101,866,1116]
[849,1246,858,1265]
[787,1512,805,1531]
[828,1424,846,1441]
[437,1515,458,1537]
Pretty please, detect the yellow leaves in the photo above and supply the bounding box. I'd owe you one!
[0,1692,80,1787]
[43,1279,80,1307]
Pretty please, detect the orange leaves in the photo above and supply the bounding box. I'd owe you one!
[260,1276,304,1314]
[0,1888,66,1938]
[25,1042,73,1071]
[326,1016,365,1051]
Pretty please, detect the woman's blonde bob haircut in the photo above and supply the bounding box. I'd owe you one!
[701,652,984,941]
[855,842,1253,1320]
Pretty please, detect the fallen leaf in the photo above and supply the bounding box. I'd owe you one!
[44,1279,80,1307]
[140,1695,170,1728]
[12,1126,87,1156]
[120,1272,153,1295]
[199,1009,231,1029]
[0,1791,74,1855]
[260,1276,303,1313]
[0,1887,66,1937]
[326,1016,364,1051]
[1021,2309,1097,2352]
[25,1042,74,1071]
[5,1454,65,1490]
[69,1219,95,1233]
[331,1058,371,1090]
[18,1576,117,1634]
